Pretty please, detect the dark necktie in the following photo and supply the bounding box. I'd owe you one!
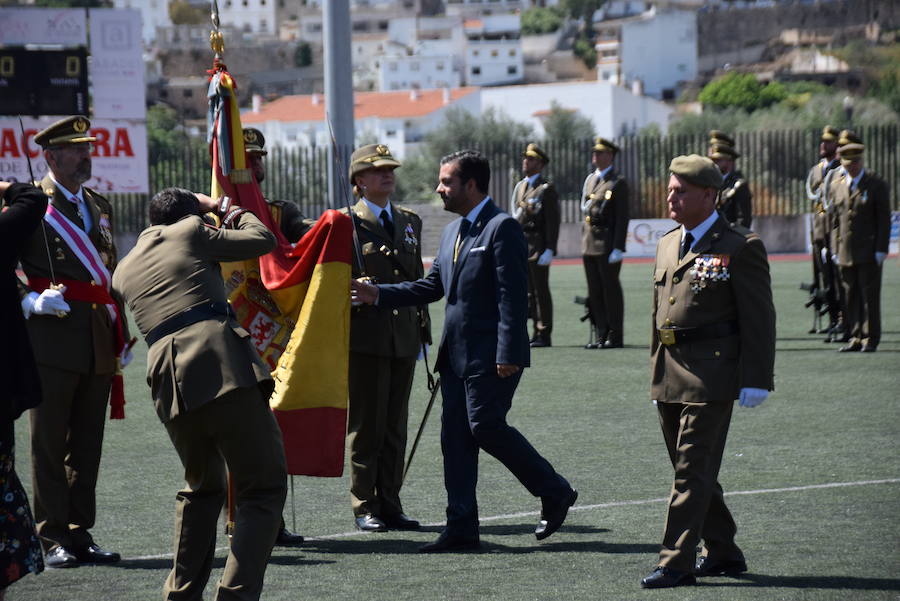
[453,219,470,263]
[380,209,394,239]
[680,232,694,260]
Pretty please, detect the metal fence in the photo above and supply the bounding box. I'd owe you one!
[112,123,899,234]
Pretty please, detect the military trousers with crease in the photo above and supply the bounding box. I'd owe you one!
[163,386,287,601]
[527,261,553,341]
[656,400,741,571]
[439,370,571,537]
[347,351,416,518]
[30,364,112,552]
[839,261,882,347]
[582,253,624,340]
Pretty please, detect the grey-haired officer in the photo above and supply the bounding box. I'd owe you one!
[511,143,560,348]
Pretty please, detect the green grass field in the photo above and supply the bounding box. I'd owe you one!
[10,258,900,601]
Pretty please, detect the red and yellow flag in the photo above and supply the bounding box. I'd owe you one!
[209,65,350,476]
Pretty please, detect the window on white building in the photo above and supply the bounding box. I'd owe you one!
[491,50,498,57]
[260,20,267,31]
[472,66,481,75]
[508,49,515,57]
[436,62,445,71]
[473,50,480,56]
[507,65,517,75]
[386,130,397,137]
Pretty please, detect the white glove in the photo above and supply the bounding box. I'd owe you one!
[608,248,624,264]
[537,248,554,266]
[24,287,70,318]
[820,247,828,264]
[738,387,768,408]
[119,348,134,368]
[875,251,886,265]
[831,253,838,264]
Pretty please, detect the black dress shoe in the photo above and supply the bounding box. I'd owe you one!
[535,488,578,540]
[602,339,623,349]
[45,546,79,569]
[382,513,420,530]
[640,566,696,589]
[584,342,601,349]
[355,514,387,532]
[530,339,551,348]
[275,527,305,546]
[861,344,877,353]
[73,544,120,564]
[838,342,862,353]
[419,531,480,553]
[695,555,747,577]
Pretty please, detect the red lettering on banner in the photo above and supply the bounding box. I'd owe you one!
[113,128,134,157]
[92,128,110,157]
[24,130,40,159]
[0,130,20,158]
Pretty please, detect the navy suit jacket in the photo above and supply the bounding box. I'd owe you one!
[378,199,530,378]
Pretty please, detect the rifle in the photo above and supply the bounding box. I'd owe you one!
[574,294,602,348]
[799,282,828,334]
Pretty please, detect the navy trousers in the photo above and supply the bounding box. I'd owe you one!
[439,370,570,537]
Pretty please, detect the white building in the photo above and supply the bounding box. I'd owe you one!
[216,0,282,37]
[464,14,524,86]
[480,79,674,139]
[594,5,697,100]
[112,0,171,44]
[241,87,481,158]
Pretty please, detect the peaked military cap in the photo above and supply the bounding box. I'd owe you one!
[670,154,724,189]
[820,125,840,142]
[708,130,735,146]
[838,142,864,164]
[592,137,619,154]
[349,143,401,179]
[243,128,267,155]
[708,142,740,160]
[522,142,550,164]
[33,116,96,149]
[838,129,862,146]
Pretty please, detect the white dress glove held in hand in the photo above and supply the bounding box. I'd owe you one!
[608,248,624,264]
[739,387,768,408]
[26,287,70,317]
[119,348,134,368]
[537,248,554,266]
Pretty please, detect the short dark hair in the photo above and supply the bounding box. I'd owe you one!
[441,150,490,194]
[149,188,200,225]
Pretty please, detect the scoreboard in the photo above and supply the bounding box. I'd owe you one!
[0,48,89,117]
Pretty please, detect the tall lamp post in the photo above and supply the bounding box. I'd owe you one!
[842,95,855,128]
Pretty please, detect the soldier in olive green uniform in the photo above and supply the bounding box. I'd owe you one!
[342,144,426,532]
[510,143,560,347]
[829,141,890,353]
[581,137,629,348]
[641,155,775,590]
[806,126,842,334]
[708,131,752,229]
[244,128,314,244]
[18,117,129,568]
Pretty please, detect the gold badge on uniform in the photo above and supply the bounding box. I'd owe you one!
[604,190,613,200]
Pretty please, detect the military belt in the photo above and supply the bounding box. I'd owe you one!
[658,320,739,346]
[145,301,234,347]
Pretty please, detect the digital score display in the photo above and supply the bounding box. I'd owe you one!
[0,48,89,116]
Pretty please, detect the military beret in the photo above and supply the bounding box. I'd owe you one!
[243,128,267,155]
[670,154,724,189]
[33,116,96,149]
[838,142,864,164]
[522,142,549,164]
[708,130,735,146]
[821,125,840,142]
[350,143,401,179]
[838,129,862,146]
[592,137,619,154]
[708,142,740,160]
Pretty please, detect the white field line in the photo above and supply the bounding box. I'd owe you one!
[127,477,900,561]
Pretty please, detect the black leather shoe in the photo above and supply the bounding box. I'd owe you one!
[584,342,601,349]
[275,527,305,546]
[861,344,877,353]
[535,488,578,540]
[73,544,120,564]
[602,339,623,349]
[45,546,79,569]
[419,531,480,553]
[640,566,696,589]
[530,339,551,348]
[838,342,862,353]
[355,514,387,532]
[695,555,747,577]
[382,513,420,530]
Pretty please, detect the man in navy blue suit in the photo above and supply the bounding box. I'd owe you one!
[352,150,577,552]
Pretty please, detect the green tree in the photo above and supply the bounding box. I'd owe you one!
[542,100,595,142]
[698,72,786,112]
[169,0,207,25]
[573,33,597,70]
[521,7,564,35]
[394,107,534,203]
[294,42,313,68]
[561,0,604,22]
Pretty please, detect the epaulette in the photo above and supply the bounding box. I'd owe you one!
[395,205,419,218]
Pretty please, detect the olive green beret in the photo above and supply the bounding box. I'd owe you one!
[33,116,96,149]
[838,142,864,164]
[669,154,724,189]
[243,128,267,155]
[350,143,401,179]
[522,142,549,164]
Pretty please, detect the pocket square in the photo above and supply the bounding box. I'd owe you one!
[469,246,486,253]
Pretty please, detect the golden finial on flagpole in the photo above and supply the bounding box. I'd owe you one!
[210,0,225,59]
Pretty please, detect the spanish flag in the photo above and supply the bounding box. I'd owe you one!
[208,64,350,476]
